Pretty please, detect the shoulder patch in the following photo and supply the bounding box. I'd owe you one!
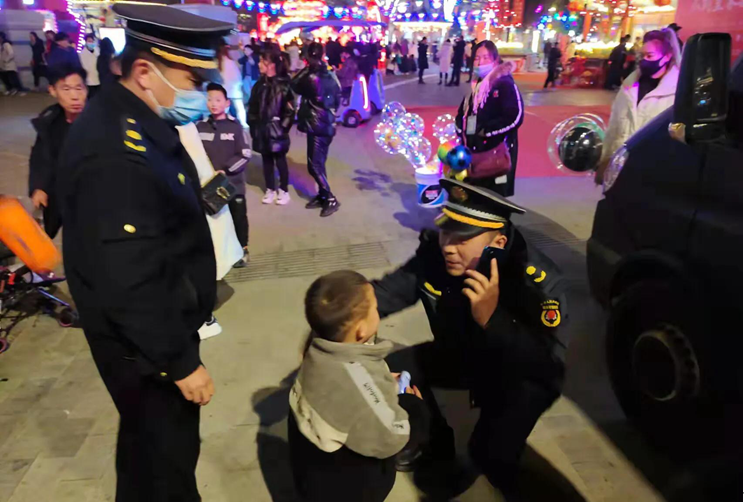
[540,300,561,327]
[423,281,442,297]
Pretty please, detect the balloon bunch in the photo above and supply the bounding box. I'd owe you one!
[374,102,432,169]
[432,114,471,181]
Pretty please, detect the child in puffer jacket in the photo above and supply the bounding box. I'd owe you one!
[289,270,429,502]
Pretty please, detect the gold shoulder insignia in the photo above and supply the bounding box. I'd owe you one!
[526,265,546,283]
[423,282,442,297]
[122,117,146,154]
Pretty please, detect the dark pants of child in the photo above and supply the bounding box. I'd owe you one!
[228,195,249,248]
[262,152,289,192]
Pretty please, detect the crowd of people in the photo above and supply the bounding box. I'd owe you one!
[13,3,687,500]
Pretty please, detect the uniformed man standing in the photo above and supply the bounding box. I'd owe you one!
[57,5,232,501]
[374,179,569,499]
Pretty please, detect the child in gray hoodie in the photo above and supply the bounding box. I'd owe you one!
[288,270,429,501]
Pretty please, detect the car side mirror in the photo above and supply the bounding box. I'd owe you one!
[671,33,731,144]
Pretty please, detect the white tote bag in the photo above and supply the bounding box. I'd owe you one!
[176,122,243,281]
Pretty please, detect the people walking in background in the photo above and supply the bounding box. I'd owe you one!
[218,42,247,128]
[29,64,87,238]
[288,270,429,501]
[465,39,476,83]
[287,39,303,74]
[542,40,552,68]
[239,43,259,104]
[336,50,359,97]
[456,41,523,197]
[198,83,252,267]
[667,23,684,51]
[417,37,429,84]
[326,36,342,68]
[248,47,295,207]
[79,34,101,97]
[596,28,681,184]
[44,30,56,56]
[97,37,117,86]
[438,38,452,85]
[605,34,630,90]
[0,32,24,95]
[448,37,465,86]
[29,32,48,91]
[544,44,562,88]
[47,32,81,71]
[292,42,341,217]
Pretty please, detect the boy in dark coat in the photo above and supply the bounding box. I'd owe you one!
[197,83,251,267]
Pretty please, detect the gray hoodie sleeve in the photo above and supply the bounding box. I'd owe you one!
[341,361,411,459]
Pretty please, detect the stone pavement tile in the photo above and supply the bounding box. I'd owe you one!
[386,473,420,501]
[455,475,502,502]
[89,406,119,436]
[0,411,94,460]
[199,465,273,502]
[527,436,590,499]
[7,457,68,502]
[51,479,107,502]
[198,425,261,475]
[58,433,116,482]
[0,483,19,502]
[0,379,56,416]
[0,459,34,497]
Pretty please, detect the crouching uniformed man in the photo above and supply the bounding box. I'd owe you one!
[374,179,569,500]
[57,5,232,501]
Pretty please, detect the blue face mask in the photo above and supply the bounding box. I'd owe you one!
[476,62,495,79]
[147,63,208,126]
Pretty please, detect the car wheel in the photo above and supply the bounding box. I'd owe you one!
[343,110,361,128]
[371,102,381,115]
[606,279,717,449]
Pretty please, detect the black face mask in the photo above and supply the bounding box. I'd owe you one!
[639,57,666,78]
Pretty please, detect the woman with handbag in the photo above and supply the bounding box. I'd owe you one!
[455,40,523,197]
[248,46,295,206]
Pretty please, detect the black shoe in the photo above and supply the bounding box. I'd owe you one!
[418,80,425,84]
[305,195,325,209]
[438,80,442,85]
[320,199,340,217]
[233,250,249,269]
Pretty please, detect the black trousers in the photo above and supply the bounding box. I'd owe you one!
[32,64,48,87]
[262,152,289,192]
[544,66,558,87]
[86,336,201,502]
[418,67,425,82]
[228,195,249,248]
[387,342,558,497]
[307,134,334,199]
[450,63,462,85]
[1,70,22,91]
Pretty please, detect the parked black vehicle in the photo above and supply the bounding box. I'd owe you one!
[587,34,742,447]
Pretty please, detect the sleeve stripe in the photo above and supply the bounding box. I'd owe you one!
[485,83,523,138]
[228,158,248,173]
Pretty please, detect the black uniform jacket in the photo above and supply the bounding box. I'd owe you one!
[373,229,568,400]
[291,62,341,138]
[57,82,217,381]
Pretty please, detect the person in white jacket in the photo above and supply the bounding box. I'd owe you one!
[595,28,681,185]
[438,39,452,85]
[218,43,247,129]
[79,34,100,96]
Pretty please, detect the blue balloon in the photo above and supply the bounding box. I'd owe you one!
[446,145,472,171]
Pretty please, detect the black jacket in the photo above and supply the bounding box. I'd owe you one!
[31,39,45,66]
[291,62,341,137]
[452,39,466,66]
[455,63,524,153]
[196,115,251,195]
[29,104,68,237]
[248,75,295,154]
[373,229,568,401]
[57,83,216,381]
[418,41,428,69]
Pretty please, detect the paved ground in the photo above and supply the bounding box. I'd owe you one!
[0,74,682,501]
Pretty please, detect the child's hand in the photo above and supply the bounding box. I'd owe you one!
[405,385,422,399]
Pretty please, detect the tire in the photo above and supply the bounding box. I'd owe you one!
[343,110,362,128]
[371,101,381,115]
[57,307,80,328]
[606,279,720,450]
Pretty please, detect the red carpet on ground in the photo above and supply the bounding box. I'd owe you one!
[407,105,610,178]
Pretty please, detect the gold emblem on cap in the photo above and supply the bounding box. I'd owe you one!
[123,224,136,234]
[178,173,186,185]
[451,187,468,202]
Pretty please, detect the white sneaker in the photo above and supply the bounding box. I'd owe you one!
[198,315,222,340]
[275,189,291,205]
[262,189,276,204]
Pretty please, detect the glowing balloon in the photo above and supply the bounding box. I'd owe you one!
[374,122,398,155]
[433,114,459,144]
[382,101,406,124]
[387,133,403,152]
[404,136,432,168]
[547,113,606,174]
[400,113,425,136]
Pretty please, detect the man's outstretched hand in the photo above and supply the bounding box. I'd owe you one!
[175,365,215,406]
[462,258,500,328]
